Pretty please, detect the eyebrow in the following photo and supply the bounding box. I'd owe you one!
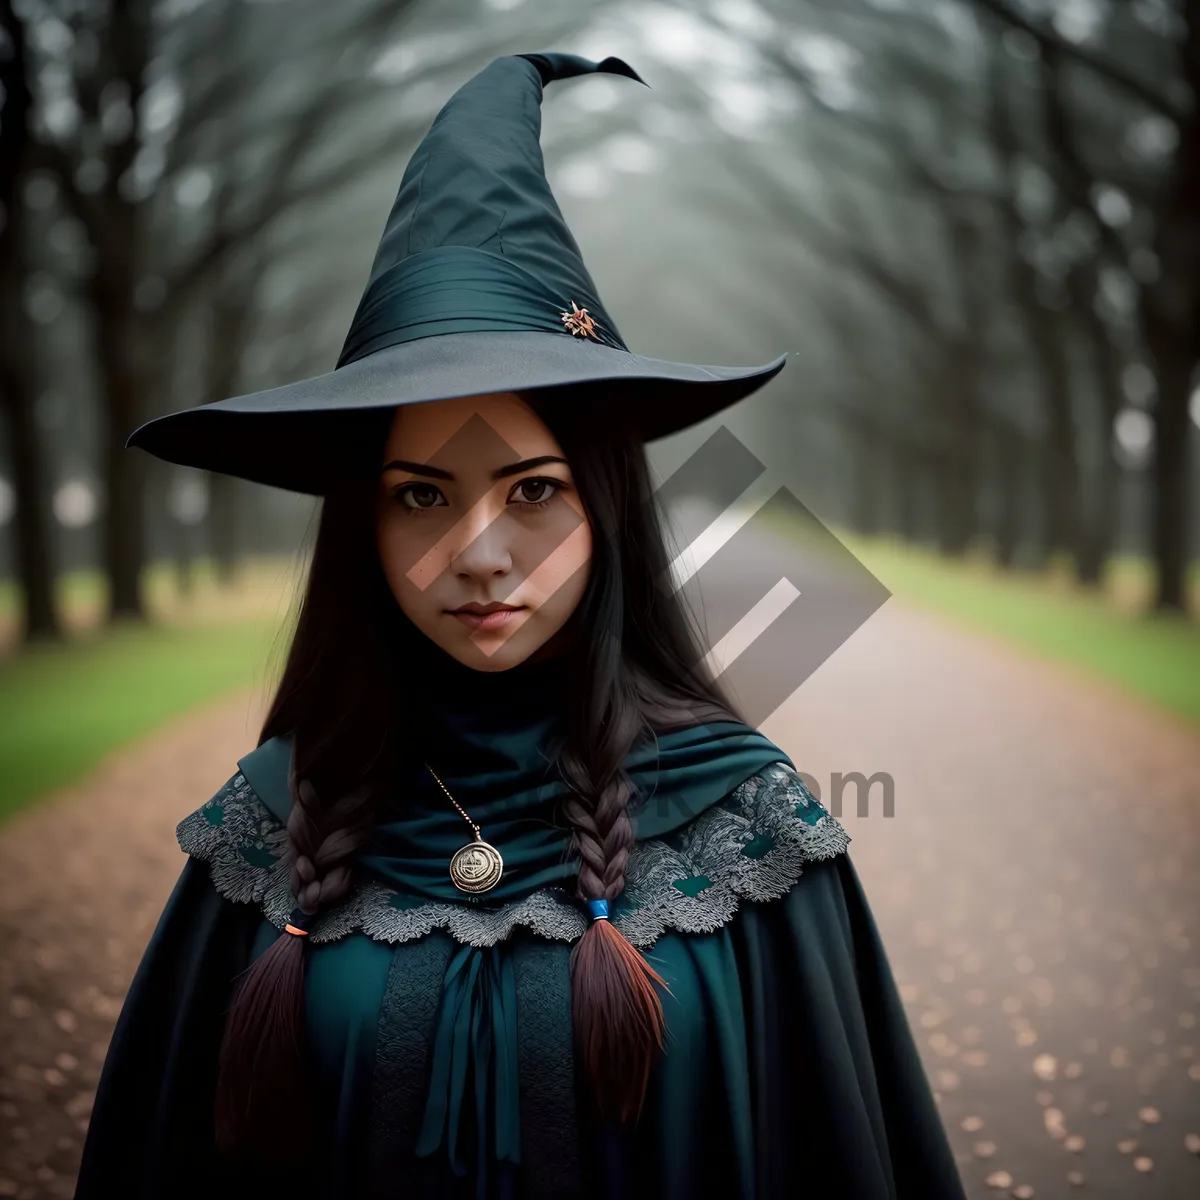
[380,455,569,482]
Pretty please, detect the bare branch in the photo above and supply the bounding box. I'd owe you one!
[1035,39,1132,267]
[970,0,1183,121]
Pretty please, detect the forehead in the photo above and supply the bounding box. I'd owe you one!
[380,392,562,463]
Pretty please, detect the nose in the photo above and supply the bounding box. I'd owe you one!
[449,500,513,583]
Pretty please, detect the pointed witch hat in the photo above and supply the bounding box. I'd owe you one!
[127,52,787,495]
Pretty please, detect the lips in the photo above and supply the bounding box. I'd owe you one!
[447,603,527,631]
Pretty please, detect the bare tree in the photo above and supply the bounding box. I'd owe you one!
[678,0,1189,611]
[20,0,421,618]
[17,0,591,619]
[984,34,1084,571]
[0,0,60,639]
[697,2,1017,559]
[974,0,1197,612]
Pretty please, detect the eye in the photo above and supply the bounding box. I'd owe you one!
[509,478,562,508]
[394,482,446,511]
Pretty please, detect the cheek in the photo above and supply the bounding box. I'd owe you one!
[375,517,435,610]
[523,517,592,615]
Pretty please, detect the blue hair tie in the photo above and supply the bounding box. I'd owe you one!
[586,898,610,922]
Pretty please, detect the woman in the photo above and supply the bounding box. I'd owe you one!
[73,52,965,1200]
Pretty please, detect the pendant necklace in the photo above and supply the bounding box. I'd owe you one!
[426,762,504,895]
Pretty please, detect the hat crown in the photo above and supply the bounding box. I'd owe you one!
[338,53,648,367]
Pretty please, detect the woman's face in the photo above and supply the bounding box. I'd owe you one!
[375,391,592,672]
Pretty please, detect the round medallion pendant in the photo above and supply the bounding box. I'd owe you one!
[449,838,504,894]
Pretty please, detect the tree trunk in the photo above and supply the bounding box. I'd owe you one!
[208,472,240,583]
[174,518,197,597]
[77,0,153,623]
[1013,282,1077,566]
[1075,474,1117,587]
[1146,347,1194,612]
[1142,151,1198,612]
[1045,414,1079,558]
[986,39,1081,572]
[993,422,1022,569]
[894,443,922,541]
[935,451,975,556]
[851,420,881,536]
[935,347,981,558]
[92,211,148,621]
[1139,11,1198,615]
[0,1,60,642]
[3,351,59,640]
[937,192,988,561]
[202,280,255,583]
[1069,263,1125,589]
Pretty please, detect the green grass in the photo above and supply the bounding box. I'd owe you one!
[1,535,1197,828]
[0,619,284,826]
[0,556,301,634]
[0,558,298,826]
[837,533,1200,726]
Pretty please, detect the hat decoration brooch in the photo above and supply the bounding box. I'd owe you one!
[561,301,600,340]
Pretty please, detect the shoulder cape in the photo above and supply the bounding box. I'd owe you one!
[177,747,850,949]
[74,760,967,1200]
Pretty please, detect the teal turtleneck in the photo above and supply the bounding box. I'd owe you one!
[359,643,577,905]
[236,639,794,1192]
[356,640,795,907]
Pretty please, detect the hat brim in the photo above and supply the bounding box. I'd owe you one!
[127,331,788,495]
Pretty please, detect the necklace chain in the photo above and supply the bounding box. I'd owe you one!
[426,761,504,894]
[425,763,480,838]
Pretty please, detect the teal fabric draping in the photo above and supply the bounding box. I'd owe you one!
[75,852,968,1199]
[353,643,794,906]
[414,942,521,1190]
[229,642,795,1190]
[238,643,795,908]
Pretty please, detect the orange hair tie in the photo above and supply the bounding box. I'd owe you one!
[284,923,309,937]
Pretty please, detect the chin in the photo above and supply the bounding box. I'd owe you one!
[441,630,540,672]
[462,647,523,671]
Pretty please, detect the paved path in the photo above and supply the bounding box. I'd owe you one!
[762,604,1200,1200]
[0,689,267,1198]
[0,603,1198,1198]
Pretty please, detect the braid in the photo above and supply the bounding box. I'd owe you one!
[562,771,635,904]
[287,774,374,914]
[561,701,669,1126]
[214,765,376,1162]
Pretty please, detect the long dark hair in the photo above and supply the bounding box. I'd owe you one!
[213,389,746,1161]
